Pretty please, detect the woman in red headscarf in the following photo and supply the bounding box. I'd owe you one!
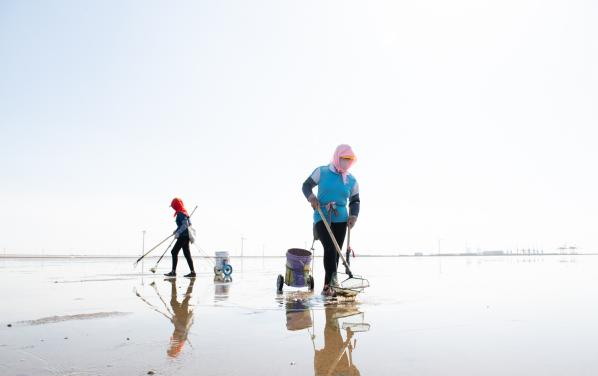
[165,198,196,278]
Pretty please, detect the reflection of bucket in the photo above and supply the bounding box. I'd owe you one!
[285,300,312,331]
[215,251,229,271]
[214,276,231,300]
[285,248,312,287]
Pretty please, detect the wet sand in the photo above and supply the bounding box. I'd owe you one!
[1,255,598,375]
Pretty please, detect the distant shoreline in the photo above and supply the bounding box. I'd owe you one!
[1,253,596,260]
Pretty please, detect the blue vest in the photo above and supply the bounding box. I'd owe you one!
[313,166,357,223]
[175,212,190,237]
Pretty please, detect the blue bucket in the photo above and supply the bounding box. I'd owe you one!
[285,248,312,287]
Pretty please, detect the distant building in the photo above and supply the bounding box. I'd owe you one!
[482,250,504,256]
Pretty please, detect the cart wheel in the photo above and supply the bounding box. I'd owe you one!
[214,266,222,275]
[277,274,284,293]
[223,263,233,277]
[307,275,314,291]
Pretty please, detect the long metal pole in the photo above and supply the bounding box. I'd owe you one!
[316,207,352,278]
[141,230,146,271]
[241,235,246,258]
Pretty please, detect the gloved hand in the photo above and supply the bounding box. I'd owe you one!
[173,230,179,239]
[348,215,357,230]
[308,194,320,210]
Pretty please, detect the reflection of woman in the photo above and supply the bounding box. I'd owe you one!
[303,145,360,296]
[314,306,361,376]
[165,198,195,278]
[167,278,195,358]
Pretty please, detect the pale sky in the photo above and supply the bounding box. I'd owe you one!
[1,1,597,255]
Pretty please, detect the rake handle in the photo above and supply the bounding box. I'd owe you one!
[155,237,177,268]
[135,234,173,265]
[316,207,353,278]
[134,205,198,266]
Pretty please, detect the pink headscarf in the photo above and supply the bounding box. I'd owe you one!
[331,144,356,184]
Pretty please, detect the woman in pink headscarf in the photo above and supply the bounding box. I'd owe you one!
[302,145,360,296]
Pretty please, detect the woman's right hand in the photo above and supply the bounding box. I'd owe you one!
[308,195,320,210]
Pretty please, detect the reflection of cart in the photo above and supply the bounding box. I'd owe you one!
[277,248,314,293]
[285,298,313,331]
[214,275,232,301]
[214,251,233,278]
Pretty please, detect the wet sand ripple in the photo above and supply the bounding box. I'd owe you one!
[16,312,130,326]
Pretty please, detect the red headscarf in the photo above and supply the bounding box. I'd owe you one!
[170,197,189,217]
[167,335,186,358]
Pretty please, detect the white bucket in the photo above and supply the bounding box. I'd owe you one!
[215,251,230,271]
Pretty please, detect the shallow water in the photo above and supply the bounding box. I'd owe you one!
[1,255,598,375]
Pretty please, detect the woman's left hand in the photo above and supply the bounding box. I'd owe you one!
[348,216,357,229]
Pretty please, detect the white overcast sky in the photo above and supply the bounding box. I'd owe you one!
[1,1,596,255]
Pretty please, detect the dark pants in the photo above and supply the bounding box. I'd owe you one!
[171,236,194,272]
[315,221,347,285]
